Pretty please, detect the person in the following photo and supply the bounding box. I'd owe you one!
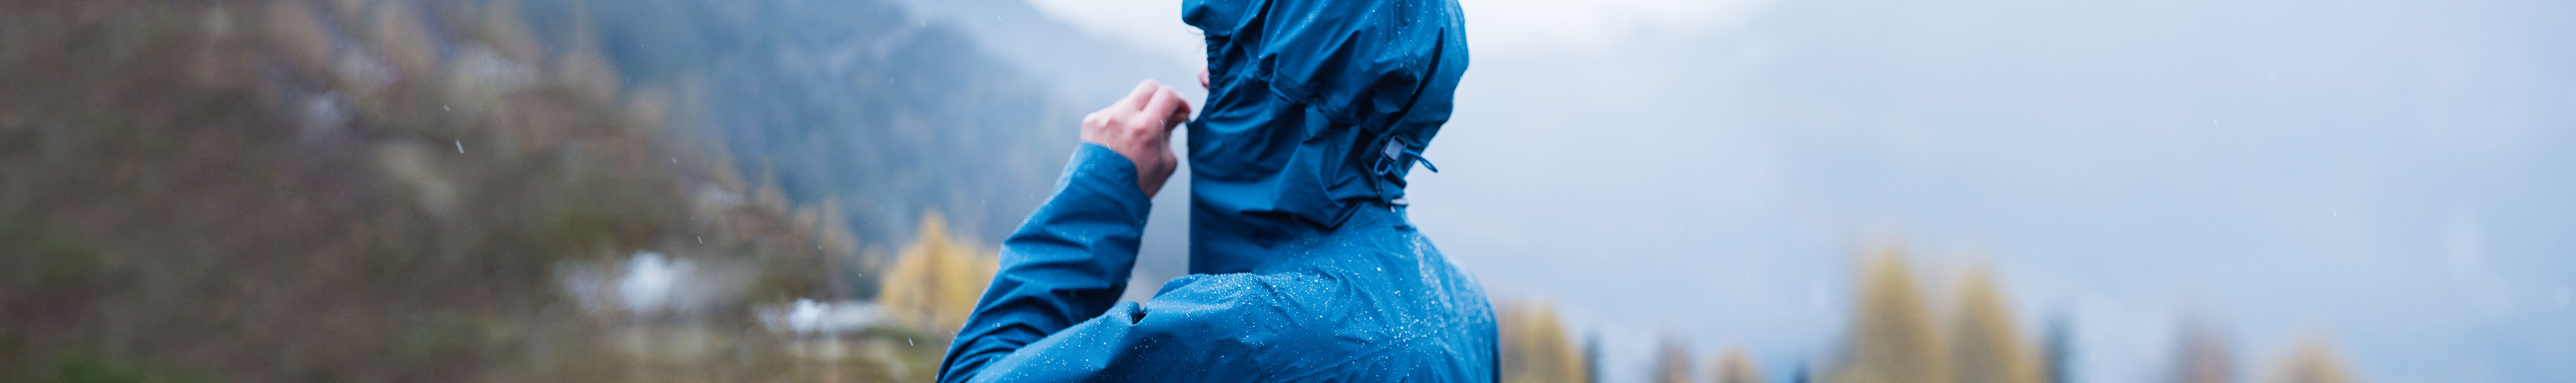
[933,0,1489,380]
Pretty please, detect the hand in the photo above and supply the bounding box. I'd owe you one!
[1082,79,1192,197]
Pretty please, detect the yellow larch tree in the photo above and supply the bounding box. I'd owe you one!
[1499,300,1589,383]
[877,211,998,339]
[1949,265,2043,383]
[1711,344,1766,383]
[2263,337,2359,383]
[1831,248,1950,383]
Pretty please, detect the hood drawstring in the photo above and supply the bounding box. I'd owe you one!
[1379,136,1439,174]
[1372,135,1438,177]
[1368,135,1437,208]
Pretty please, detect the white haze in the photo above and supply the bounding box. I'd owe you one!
[1008,0,2576,381]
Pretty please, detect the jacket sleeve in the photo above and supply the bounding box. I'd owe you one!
[936,143,1155,383]
[950,274,1300,383]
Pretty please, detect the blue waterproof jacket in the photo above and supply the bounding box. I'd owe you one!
[935,0,1489,381]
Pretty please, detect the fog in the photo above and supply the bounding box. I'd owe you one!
[1036,0,2576,381]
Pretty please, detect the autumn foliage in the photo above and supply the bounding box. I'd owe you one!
[1949,266,2044,383]
[1829,250,1952,383]
[1500,300,1591,383]
[876,212,1000,339]
[1713,345,1766,383]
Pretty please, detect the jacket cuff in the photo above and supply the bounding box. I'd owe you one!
[1056,142,1153,222]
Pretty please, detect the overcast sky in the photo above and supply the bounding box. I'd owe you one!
[1020,0,2576,381]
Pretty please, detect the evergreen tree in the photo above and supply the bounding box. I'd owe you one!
[1653,339,1694,383]
[2167,322,2236,383]
[2043,315,2076,383]
[1586,331,1606,383]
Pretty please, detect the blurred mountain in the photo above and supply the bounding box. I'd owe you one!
[855,0,1205,298]
[886,0,1200,104]
[542,0,1197,288]
[889,0,1208,303]
[508,0,1055,250]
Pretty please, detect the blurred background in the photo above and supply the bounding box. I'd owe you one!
[2,0,2570,382]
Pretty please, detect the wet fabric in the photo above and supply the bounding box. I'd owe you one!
[936,145,1493,382]
[1183,0,1471,265]
[936,0,1489,381]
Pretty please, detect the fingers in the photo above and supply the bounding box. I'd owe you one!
[1198,68,1210,90]
[1164,87,1193,118]
[1114,79,1159,111]
[1142,86,1189,128]
[1081,80,1193,197]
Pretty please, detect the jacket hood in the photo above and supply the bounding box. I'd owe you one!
[1182,0,1469,273]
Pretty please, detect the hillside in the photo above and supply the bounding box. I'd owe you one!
[0,0,987,381]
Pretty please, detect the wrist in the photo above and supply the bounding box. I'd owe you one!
[1069,142,1151,201]
[1078,139,1169,197]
